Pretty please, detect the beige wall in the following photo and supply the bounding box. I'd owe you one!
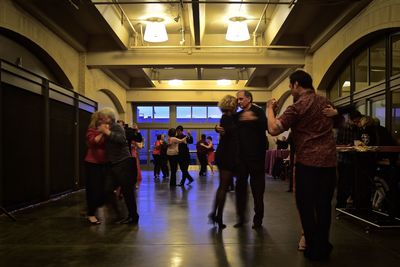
[85,68,127,118]
[270,0,400,99]
[312,0,400,89]
[127,89,271,103]
[271,77,290,100]
[95,90,119,116]
[0,0,129,119]
[0,0,80,88]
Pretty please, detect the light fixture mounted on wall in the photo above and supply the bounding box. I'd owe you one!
[144,17,168,43]
[226,16,250,42]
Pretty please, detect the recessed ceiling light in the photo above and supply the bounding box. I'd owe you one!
[217,79,232,86]
[168,79,183,86]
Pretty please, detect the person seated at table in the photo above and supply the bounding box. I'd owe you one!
[357,115,379,146]
[370,118,398,164]
[373,118,396,146]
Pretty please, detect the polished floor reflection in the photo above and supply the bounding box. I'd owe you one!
[1,171,400,267]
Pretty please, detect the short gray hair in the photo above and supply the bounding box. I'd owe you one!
[98,107,117,122]
[237,90,253,103]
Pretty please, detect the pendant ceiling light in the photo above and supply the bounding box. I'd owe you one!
[144,17,168,43]
[226,16,250,42]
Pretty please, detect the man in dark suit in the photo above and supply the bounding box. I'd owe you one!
[176,125,194,186]
[234,90,267,229]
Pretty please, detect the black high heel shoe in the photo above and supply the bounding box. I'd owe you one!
[216,217,226,229]
[208,213,217,225]
[208,213,226,229]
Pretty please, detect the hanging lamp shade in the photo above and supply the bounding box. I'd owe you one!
[225,17,250,42]
[144,18,168,43]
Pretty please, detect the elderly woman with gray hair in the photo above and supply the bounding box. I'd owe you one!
[97,108,141,225]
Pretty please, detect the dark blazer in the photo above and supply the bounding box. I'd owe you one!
[176,133,193,160]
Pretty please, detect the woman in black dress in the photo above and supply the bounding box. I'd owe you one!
[209,95,239,229]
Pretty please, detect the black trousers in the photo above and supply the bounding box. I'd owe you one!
[84,162,108,216]
[197,153,208,175]
[110,157,138,219]
[160,155,169,177]
[235,159,266,225]
[178,155,193,184]
[152,154,162,177]
[168,155,179,186]
[295,163,336,258]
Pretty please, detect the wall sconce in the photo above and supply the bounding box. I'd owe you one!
[226,16,250,42]
[144,17,168,43]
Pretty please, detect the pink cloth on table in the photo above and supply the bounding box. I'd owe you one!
[265,149,290,175]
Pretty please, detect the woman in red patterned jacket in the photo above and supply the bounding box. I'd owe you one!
[84,111,108,225]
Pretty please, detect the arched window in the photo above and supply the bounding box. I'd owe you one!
[323,30,400,144]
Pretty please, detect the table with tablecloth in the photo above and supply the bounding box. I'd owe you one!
[265,149,290,175]
[335,145,400,228]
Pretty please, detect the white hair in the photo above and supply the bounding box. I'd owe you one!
[98,107,117,122]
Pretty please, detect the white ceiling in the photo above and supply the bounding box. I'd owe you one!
[14,0,373,90]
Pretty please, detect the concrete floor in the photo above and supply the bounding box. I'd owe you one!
[1,171,400,267]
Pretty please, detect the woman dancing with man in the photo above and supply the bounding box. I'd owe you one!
[209,95,239,229]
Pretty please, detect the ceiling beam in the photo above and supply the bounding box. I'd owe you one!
[191,0,201,46]
[197,67,203,80]
[265,67,296,91]
[14,0,86,52]
[86,50,305,67]
[93,1,296,5]
[101,68,130,89]
[308,0,373,53]
[265,3,294,45]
